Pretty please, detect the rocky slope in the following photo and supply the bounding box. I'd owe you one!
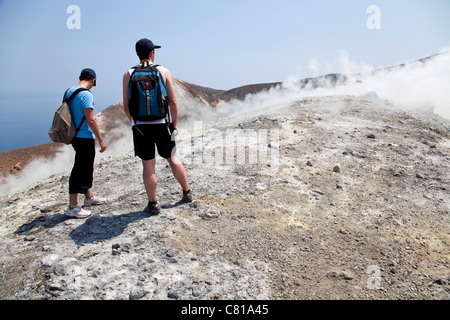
[0,94,449,300]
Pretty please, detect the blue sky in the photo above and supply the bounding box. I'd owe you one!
[0,0,449,111]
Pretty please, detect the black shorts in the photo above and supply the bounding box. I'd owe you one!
[132,124,176,160]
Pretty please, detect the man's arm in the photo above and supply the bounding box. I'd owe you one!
[84,108,106,153]
[123,71,132,123]
[163,68,178,131]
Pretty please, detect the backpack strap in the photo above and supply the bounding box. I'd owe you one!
[62,88,70,103]
[133,61,160,69]
[75,115,86,133]
[142,60,155,68]
[64,87,89,103]
[63,87,89,132]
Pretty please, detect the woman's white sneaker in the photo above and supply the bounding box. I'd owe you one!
[65,204,91,219]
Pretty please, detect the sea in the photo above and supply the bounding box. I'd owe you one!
[0,91,120,152]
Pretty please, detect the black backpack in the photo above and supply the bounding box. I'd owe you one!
[128,61,169,121]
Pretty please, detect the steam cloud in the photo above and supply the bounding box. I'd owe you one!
[0,120,134,196]
[217,48,450,121]
[1,49,449,196]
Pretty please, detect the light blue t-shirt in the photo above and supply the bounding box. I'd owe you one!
[66,86,95,139]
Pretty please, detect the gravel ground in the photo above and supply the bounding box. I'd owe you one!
[0,96,449,300]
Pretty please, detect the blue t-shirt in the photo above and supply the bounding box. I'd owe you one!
[66,86,95,139]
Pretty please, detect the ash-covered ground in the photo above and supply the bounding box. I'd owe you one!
[1,95,449,300]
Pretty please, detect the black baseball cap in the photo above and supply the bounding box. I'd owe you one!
[136,38,161,58]
[80,68,96,86]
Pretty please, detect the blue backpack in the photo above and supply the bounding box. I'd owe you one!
[128,61,169,121]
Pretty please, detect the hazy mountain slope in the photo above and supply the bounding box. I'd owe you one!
[1,52,448,180]
[0,95,449,299]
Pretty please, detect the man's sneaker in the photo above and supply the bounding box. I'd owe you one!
[84,196,106,207]
[144,201,161,215]
[65,204,91,219]
[182,189,193,203]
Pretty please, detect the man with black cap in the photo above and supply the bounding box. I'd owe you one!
[123,38,192,214]
[65,68,107,219]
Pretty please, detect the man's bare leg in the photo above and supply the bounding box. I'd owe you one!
[167,154,189,192]
[142,158,157,202]
[69,193,78,209]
